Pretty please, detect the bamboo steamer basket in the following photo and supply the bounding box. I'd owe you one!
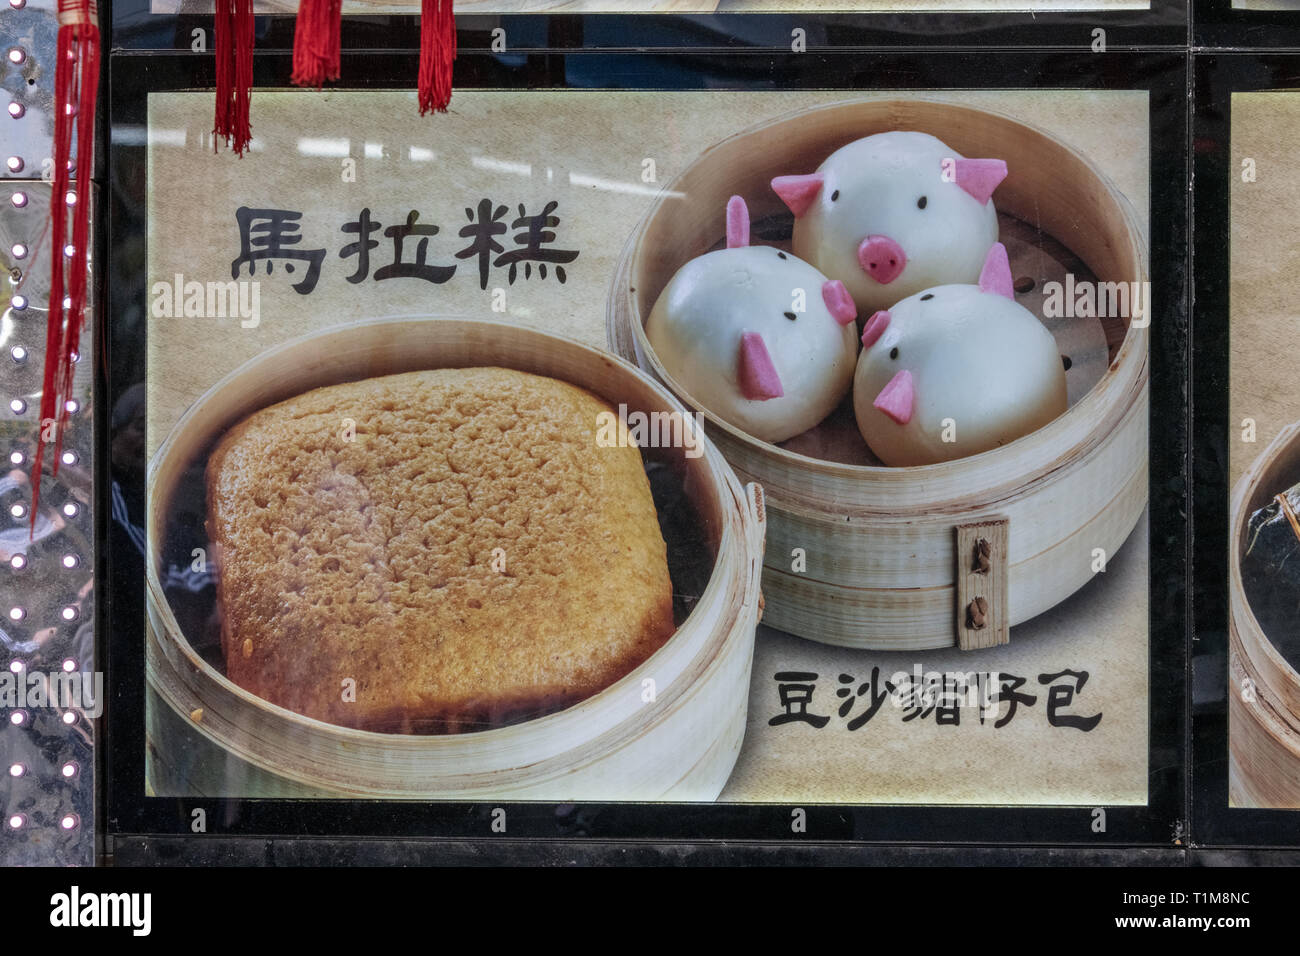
[1229,423,1300,808]
[608,97,1149,650]
[145,317,765,800]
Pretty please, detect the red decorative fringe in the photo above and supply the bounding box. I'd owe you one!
[213,0,253,155]
[418,0,456,115]
[31,0,99,534]
[291,0,342,89]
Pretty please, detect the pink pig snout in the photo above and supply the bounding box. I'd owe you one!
[873,369,914,426]
[857,235,906,285]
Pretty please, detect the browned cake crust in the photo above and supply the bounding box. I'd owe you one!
[205,367,675,733]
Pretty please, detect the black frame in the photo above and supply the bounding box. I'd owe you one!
[1194,0,1300,51]
[108,0,1190,54]
[1190,51,1300,848]
[100,49,1188,851]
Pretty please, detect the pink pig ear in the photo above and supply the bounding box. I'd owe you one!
[977,242,1015,300]
[738,332,784,401]
[771,173,825,218]
[726,195,750,249]
[861,309,891,348]
[953,158,1008,205]
[822,280,857,326]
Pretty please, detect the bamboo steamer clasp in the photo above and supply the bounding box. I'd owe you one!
[956,517,1010,651]
[745,482,768,622]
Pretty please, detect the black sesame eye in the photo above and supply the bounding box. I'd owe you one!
[917,196,927,209]
[920,293,934,301]
[831,190,840,201]
[777,251,788,260]
[784,311,797,321]
[1062,355,1072,371]
[889,347,899,360]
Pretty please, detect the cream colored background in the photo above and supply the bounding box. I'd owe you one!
[1230,93,1300,490]
[148,88,1149,804]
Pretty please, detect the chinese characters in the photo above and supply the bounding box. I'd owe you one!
[769,668,1103,732]
[231,202,580,295]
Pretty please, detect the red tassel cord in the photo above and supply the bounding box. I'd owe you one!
[213,0,231,140]
[213,0,253,155]
[31,0,99,534]
[292,0,342,89]
[418,0,456,115]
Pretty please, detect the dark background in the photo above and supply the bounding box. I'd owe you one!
[100,47,1189,857]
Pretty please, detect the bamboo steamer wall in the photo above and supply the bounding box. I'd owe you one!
[146,318,765,799]
[608,97,1149,650]
[1229,423,1300,809]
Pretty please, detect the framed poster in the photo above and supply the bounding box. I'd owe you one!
[101,48,1186,853]
[1192,53,1300,847]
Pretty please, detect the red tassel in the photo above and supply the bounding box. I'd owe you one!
[292,0,342,89]
[31,0,99,534]
[418,0,456,115]
[213,0,253,155]
[213,0,230,139]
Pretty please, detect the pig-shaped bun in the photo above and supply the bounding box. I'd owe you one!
[853,243,1066,466]
[645,196,859,444]
[773,131,1007,315]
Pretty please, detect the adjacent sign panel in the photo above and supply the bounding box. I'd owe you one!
[1227,91,1300,811]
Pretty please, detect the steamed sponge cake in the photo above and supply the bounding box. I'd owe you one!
[206,367,676,733]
